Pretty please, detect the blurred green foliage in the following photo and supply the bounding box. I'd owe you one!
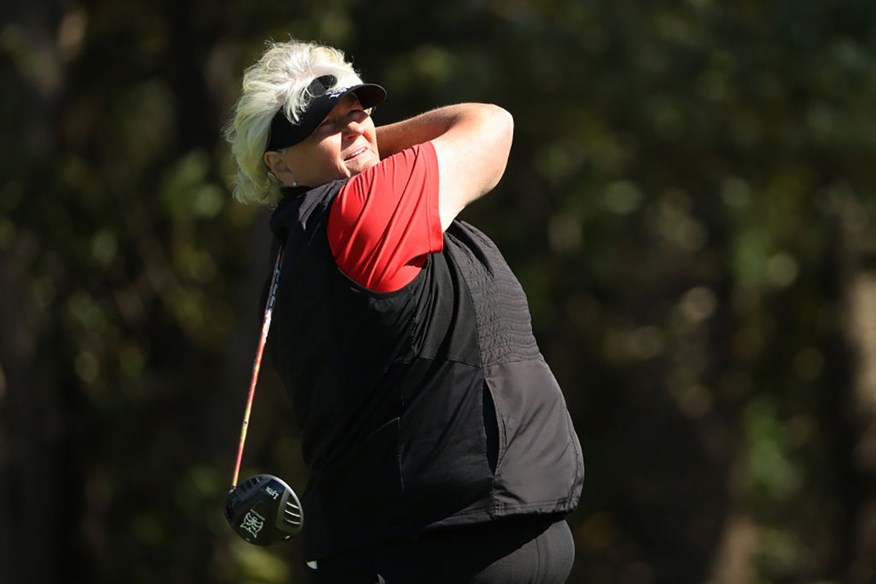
[1,0,875,583]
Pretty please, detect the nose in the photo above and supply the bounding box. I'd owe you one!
[343,121,363,138]
[342,110,368,137]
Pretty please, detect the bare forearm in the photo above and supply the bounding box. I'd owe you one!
[376,104,497,159]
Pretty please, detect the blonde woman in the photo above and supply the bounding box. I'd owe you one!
[226,39,584,584]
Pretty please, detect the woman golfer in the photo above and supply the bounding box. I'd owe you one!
[225,39,584,584]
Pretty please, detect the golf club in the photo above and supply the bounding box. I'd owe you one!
[225,249,304,545]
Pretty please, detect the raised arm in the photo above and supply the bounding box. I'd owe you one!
[376,104,514,229]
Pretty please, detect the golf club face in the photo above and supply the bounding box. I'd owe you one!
[225,474,303,545]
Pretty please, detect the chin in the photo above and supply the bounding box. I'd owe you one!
[347,156,379,176]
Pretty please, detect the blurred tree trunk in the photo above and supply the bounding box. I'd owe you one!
[0,1,83,582]
[0,256,74,584]
[838,196,876,584]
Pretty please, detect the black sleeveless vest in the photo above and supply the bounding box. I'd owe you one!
[267,181,584,559]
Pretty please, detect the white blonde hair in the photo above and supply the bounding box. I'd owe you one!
[224,39,365,205]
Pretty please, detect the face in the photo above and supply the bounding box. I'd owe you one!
[267,94,380,188]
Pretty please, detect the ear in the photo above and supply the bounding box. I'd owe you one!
[263,151,297,187]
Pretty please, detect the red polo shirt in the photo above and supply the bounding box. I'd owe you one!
[327,142,444,292]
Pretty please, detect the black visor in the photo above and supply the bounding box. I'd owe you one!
[265,74,386,152]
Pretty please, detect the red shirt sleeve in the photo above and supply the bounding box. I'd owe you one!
[327,141,443,292]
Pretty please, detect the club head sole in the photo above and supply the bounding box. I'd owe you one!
[226,474,303,545]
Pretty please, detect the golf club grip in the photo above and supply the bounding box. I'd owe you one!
[231,248,284,488]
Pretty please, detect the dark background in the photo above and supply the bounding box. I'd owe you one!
[2,0,876,582]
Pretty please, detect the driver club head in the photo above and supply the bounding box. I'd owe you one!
[225,474,303,545]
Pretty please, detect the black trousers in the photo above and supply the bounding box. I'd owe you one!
[304,515,575,584]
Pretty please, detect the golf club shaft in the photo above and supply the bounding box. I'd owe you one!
[231,249,284,488]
